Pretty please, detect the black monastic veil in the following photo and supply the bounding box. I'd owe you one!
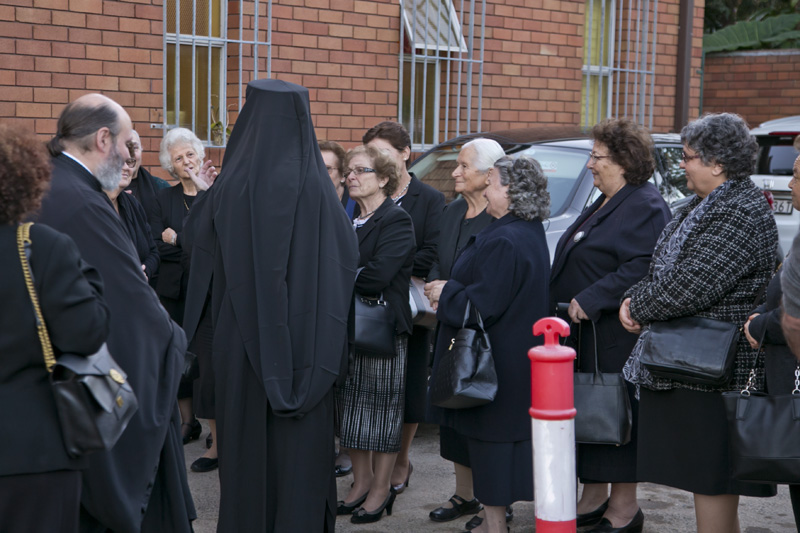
[184,79,359,531]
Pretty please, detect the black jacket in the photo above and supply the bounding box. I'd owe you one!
[428,197,493,281]
[355,197,416,335]
[0,223,108,476]
[152,184,191,301]
[117,192,160,281]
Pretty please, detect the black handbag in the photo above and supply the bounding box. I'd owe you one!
[408,276,437,330]
[573,320,632,446]
[640,315,740,386]
[353,292,396,356]
[429,301,498,409]
[18,223,139,458]
[723,344,800,484]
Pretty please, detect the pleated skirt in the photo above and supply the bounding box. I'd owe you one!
[337,334,408,453]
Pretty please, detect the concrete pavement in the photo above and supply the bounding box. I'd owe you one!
[185,422,796,532]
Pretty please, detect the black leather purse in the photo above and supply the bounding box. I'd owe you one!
[641,316,740,386]
[429,301,497,409]
[573,320,632,446]
[353,292,397,357]
[723,341,800,484]
[18,223,138,458]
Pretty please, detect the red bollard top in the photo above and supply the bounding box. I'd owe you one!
[528,317,576,421]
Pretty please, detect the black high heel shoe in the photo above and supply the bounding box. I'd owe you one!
[391,462,413,494]
[350,491,396,524]
[181,419,201,445]
[337,491,368,515]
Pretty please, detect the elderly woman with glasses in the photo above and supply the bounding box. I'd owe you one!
[620,113,779,533]
[153,127,219,470]
[104,153,160,281]
[428,155,551,533]
[336,144,416,525]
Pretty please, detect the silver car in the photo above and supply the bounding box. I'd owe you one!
[409,127,689,261]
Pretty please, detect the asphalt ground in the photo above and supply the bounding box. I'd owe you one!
[185,422,796,532]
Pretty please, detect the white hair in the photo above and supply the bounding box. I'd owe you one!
[462,138,505,172]
[159,127,205,177]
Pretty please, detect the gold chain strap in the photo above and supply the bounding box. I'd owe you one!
[17,223,56,372]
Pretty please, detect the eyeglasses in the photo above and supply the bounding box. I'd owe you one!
[123,158,137,168]
[682,152,701,163]
[325,165,337,175]
[589,152,611,162]
[344,166,375,178]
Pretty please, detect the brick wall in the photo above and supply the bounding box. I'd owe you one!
[2,0,703,181]
[702,49,800,128]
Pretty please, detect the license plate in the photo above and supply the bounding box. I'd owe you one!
[774,199,794,215]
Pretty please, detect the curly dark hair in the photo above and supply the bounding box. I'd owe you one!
[494,155,550,221]
[681,113,757,182]
[319,140,346,175]
[362,121,411,152]
[590,118,655,185]
[0,123,51,224]
[345,144,400,196]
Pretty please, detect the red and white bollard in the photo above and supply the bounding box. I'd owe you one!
[529,317,577,533]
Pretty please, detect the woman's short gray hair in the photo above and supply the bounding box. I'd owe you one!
[463,138,505,172]
[159,127,205,177]
[494,155,550,221]
[680,113,757,182]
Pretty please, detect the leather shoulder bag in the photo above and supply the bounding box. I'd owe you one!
[723,336,800,484]
[429,300,497,409]
[573,319,632,446]
[640,315,740,386]
[18,223,139,458]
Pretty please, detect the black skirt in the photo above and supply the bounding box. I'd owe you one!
[467,436,533,507]
[190,302,215,419]
[440,425,471,467]
[637,387,776,497]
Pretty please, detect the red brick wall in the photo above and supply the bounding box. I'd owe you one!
[1,0,703,180]
[702,49,800,128]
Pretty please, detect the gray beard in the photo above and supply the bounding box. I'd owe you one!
[95,147,124,191]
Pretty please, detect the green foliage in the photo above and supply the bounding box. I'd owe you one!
[705,0,799,33]
[703,13,800,52]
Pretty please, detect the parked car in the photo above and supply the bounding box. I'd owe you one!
[750,115,800,256]
[409,127,690,261]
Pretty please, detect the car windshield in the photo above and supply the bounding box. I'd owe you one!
[755,135,799,176]
[411,144,589,217]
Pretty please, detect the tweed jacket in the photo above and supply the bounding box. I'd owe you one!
[625,178,778,392]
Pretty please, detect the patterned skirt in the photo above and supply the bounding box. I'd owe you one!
[337,334,408,453]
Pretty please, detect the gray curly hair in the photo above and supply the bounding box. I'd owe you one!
[680,113,757,182]
[159,127,205,177]
[494,155,550,221]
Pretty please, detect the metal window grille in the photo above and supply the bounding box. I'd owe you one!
[582,0,658,129]
[163,0,272,146]
[399,0,486,151]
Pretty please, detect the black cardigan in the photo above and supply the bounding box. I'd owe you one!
[355,197,416,335]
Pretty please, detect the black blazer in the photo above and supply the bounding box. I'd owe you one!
[152,184,191,300]
[354,175,444,278]
[429,198,493,281]
[550,183,671,372]
[0,223,108,476]
[355,197,416,335]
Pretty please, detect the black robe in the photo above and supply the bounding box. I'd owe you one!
[34,154,194,533]
[117,191,160,281]
[183,79,359,531]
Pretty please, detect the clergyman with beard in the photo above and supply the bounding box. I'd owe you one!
[35,93,196,533]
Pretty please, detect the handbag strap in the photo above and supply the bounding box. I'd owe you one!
[577,320,601,376]
[461,300,486,331]
[16,223,56,373]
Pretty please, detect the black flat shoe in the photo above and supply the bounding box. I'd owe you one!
[190,456,218,472]
[181,419,201,445]
[350,491,396,524]
[430,495,482,522]
[464,505,513,530]
[391,462,413,494]
[336,491,368,515]
[577,499,609,527]
[586,509,644,533]
[335,464,353,477]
